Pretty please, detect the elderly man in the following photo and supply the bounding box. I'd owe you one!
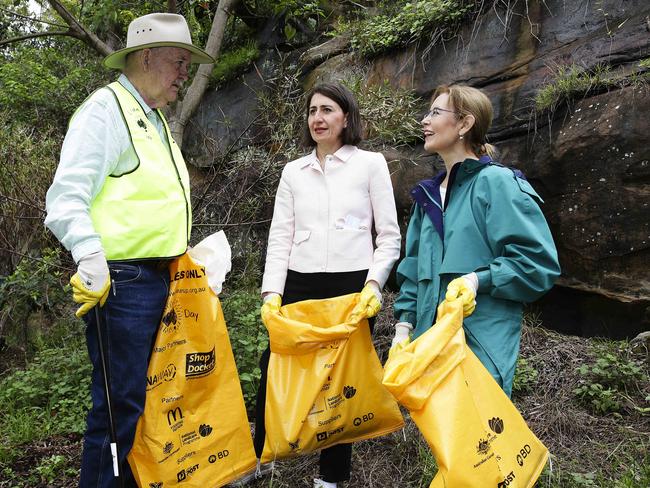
[44,13,213,487]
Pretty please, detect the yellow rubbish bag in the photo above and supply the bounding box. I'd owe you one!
[128,253,256,487]
[260,293,404,462]
[382,298,548,488]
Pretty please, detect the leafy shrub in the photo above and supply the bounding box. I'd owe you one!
[512,357,539,395]
[344,0,472,57]
[573,343,646,414]
[0,249,75,357]
[0,340,92,447]
[209,42,260,89]
[221,289,268,411]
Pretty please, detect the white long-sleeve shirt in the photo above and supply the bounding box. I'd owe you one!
[44,74,167,263]
[261,145,401,294]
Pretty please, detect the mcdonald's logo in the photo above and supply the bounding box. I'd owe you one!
[167,407,183,426]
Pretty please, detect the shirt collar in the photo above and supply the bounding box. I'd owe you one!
[118,74,154,115]
[300,145,358,169]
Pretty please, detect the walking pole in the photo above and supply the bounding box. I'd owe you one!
[94,305,125,488]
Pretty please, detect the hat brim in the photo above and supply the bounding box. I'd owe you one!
[103,42,215,70]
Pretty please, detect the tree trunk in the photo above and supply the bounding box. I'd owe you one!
[169,0,240,148]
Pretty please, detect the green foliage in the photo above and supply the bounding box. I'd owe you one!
[246,0,326,40]
[347,76,422,147]
[343,0,471,57]
[0,339,91,448]
[221,289,268,411]
[573,343,646,414]
[0,43,109,128]
[534,62,649,112]
[0,249,76,356]
[209,41,260,89]
[512,357,539,395]
[34,454,78,485]
[639,58,650,70]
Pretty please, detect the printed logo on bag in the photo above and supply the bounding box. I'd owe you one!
[149,483,163,488]
[185,348,216,378]
[326,394,343,409]
[176,464,199,482]
[163,442,175,455]
[476,438,491,455]
[316,426,344,442]
[497,471,516,487]
[208,450,229,463]
[154,339,188,353]
[171,267,206,282]
[342,385,356,399]
[147,364,177,391]
[158,440,180,464]
[166,407,184,431]
[198,424,213,437]
[352,412,374,427]
[488,417,504,434]
[137,118,148,131]
[180,430,200,446]
[516,444,532,467]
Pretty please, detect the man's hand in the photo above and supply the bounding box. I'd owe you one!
[70,251,111,318]
[445,273,478,317]
[261,293,282,320]
[391,322,413,348]
[355,281,382,318]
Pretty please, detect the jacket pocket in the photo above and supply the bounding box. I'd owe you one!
[293,230,311,245]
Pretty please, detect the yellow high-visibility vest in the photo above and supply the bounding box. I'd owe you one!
[89,81,191,261]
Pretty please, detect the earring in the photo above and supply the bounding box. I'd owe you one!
[459,134,464,140]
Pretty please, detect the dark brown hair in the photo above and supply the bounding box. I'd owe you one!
[432,84,497,159]
[301,82,362,147]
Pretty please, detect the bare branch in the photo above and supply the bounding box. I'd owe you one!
[45,0,112,56]
[0,30,76,47]
[0,7,69,28]
[169,0,241,146]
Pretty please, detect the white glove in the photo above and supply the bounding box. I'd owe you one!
[263,292,281,303]
[391,322,413,347]
[70,251,110,317]
[187,231,231,295]
[76,251,110,292]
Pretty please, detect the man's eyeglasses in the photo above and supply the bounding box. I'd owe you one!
[425,107,461,118]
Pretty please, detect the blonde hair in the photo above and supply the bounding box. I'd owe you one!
[432,84,497,159]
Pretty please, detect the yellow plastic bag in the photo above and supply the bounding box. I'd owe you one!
[383,298,548,488]
[260,293,404,462]
[128,253,256,487]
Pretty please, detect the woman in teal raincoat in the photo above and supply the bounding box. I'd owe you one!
[392,85,560,397]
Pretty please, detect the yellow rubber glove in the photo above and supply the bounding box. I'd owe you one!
[70,251,111,318]
[261,293,282,321]
[445,274,477,317]
[355,281,382,319]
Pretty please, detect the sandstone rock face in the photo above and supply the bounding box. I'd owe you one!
[188,0,650,337]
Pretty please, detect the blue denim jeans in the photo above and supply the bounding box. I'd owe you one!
[79,262,169,488]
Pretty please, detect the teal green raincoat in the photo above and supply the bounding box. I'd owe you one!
[394,158,560,396]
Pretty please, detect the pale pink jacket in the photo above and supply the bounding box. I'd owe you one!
[262,145,401,295]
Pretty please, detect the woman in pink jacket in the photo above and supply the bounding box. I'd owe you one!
[254,82,401,488]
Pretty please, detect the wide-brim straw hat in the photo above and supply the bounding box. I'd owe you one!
[104,13,214,69]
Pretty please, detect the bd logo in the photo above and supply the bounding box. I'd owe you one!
[209,450,229,463]
[353,412,374,427]
[185,348,216,378]
[516,444,531,466]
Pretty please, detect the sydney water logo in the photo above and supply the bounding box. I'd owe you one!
[146,364,177,391]
[185,348,216,378]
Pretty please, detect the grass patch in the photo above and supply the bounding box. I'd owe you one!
[535,62,649,112]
